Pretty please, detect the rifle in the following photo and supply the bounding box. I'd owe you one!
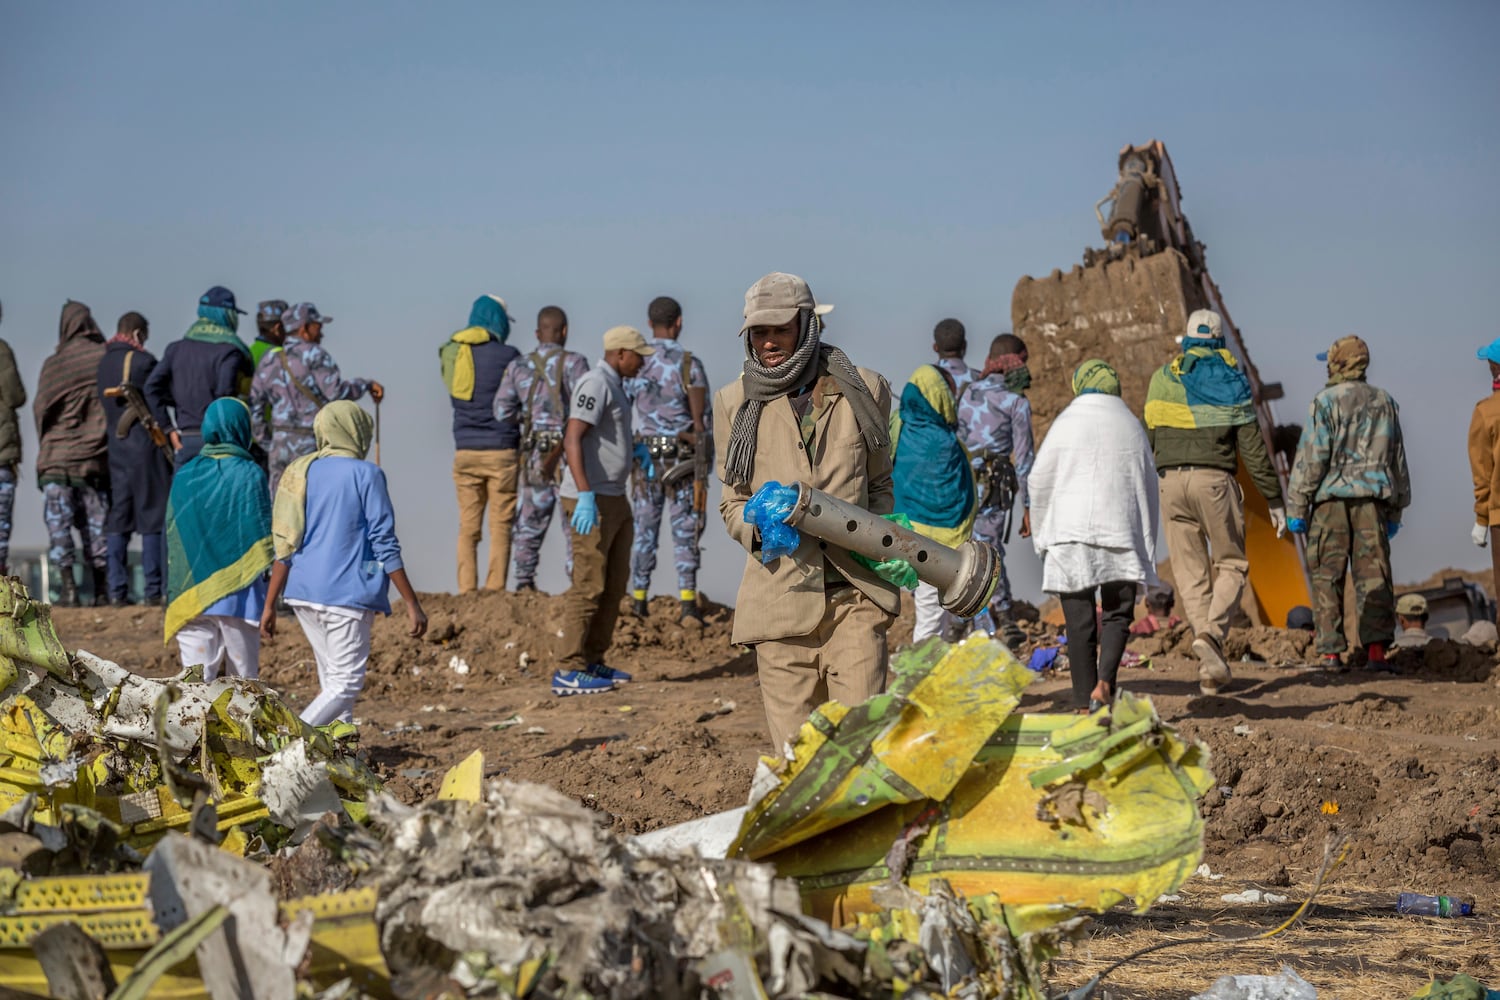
[104,384,175,463]
[692,429,713,520]
[975,453,1020,543]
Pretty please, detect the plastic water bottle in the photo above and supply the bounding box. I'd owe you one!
[1396,893,1474,917]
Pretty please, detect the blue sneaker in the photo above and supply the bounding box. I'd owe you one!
[552,669,616,696]
[586,663,632,684]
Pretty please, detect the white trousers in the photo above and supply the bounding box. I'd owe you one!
[913,582,946,644]
[177,616,261,681]
[294,605,375,727]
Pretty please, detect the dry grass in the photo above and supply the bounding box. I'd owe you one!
[1044,880,1498,998]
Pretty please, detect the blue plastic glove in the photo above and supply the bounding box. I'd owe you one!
[570,491,598,536]
[744,480,801,562]
[632,442,655,481]
[1287,517,1309,535]
[1387,520,1400,539]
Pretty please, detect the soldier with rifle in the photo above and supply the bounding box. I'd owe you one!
[956,332,1035,646]
[495,306,590,592]
[98,311,174,606]
[625,296,712,626]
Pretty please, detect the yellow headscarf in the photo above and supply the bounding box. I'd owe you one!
[272,401,375,559]
[889,363,958,451]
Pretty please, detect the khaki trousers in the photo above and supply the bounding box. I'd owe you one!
[453,449,519,593]
[752,587,893,755]
[558,494,634,671]
[1160,468,1248,643]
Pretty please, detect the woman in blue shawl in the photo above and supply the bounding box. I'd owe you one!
[164,398,274,679]
[891,364,976,643]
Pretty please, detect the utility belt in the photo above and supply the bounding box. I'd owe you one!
[974,452,1018,510]
[522,429,563,454]
[636,434,693,463]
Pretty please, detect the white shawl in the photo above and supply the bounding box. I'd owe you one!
[1029,393,1160,592]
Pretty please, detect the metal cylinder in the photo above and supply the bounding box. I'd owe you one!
[784,482,999,618]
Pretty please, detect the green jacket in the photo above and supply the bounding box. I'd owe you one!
[1146,422,1283,506]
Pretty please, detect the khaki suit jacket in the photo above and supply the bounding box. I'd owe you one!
[715,365,901,645]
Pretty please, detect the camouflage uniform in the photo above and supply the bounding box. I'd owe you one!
[1287,350,1411,655]
[956,374,1035,614]
[624,338,711,600]
[43,481,107,571]
[249,340,372,494]
[495,343,590,590]
[0,466,14,571]
[935,356,980,400]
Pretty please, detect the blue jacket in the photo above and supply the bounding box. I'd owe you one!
[283,457,404,614]
[98,341,163,462]
[144,338,253,435]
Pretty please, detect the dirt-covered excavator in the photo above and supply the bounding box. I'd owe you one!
[1012,140,1310,627]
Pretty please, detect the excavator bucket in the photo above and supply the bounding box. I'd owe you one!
[1012,140,1309,627]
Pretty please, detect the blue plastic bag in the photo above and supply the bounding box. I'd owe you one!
[745,481,801,563]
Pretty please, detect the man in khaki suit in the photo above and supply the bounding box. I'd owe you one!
[715,272,900,754]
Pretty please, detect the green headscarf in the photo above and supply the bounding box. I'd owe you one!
[1072,358,1121,396]
[272,400,375,559]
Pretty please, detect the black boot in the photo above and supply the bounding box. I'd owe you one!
[91,567,109,607]
[56,572,79,608]
[632,597,650,618]
[680,599,704,626]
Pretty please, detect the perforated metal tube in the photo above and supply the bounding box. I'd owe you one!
[784,482,999,618]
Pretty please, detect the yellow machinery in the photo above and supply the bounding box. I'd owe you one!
[1012,140,1310,626]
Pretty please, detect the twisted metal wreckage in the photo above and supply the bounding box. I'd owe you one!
[0,576,1213,999]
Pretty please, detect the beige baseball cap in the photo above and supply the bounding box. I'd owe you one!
[1395,593,1427,616]
[1185,308,1223,339]
[740,272,834,333]
[602,325,655,355]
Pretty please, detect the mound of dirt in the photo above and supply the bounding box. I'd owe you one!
[1391,638,1499,683]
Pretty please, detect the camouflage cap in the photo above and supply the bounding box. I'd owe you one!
[282,302,333,333]
[740,272,834,333]
[1315,334,1368,364]
[1316,335,1370,378]
[1395,593,1427,616]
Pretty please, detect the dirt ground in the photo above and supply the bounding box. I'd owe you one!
[51,584,1500,999]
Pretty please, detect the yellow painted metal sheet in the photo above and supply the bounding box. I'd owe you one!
[731,638,1212,932]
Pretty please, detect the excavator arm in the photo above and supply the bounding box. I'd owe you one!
[1013,140,1310,627]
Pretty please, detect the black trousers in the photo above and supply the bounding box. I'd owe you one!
[1060,580,1137,708]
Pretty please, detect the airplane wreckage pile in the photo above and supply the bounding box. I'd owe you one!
[0,573,1218,999]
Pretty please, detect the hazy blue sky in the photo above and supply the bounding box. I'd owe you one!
[4,2,1497,606]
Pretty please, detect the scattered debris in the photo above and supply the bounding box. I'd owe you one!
[1190,964,1316,999]
[1220,889,1289,905]
[695,698,737,723]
